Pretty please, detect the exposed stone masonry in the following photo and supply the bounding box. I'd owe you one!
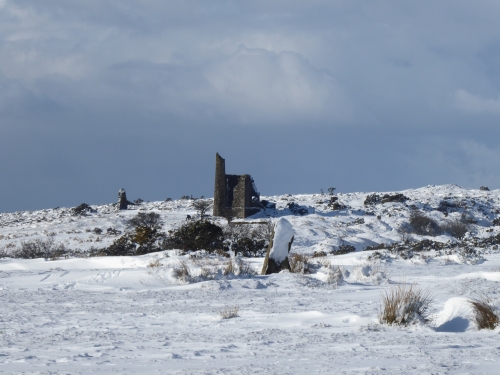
[213,153,261,219]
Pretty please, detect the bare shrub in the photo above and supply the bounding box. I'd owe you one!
[396,224,412,243]
[191,199,213,217]
[173,261,191,282]
[312,251,328,258]
[219,305,239,319]
[469,294,499,330]
[125,212,164,230]
[409,210,441,236]
[13,236,68,259]
[442,219,469,240]
[288,253,310,274]
[379,283,434,326]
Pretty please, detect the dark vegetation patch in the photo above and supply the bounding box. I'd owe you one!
[333,243,356,255]
[364,193,408,206]
[72,203,94,216]
[409,210,441,236]
[287,202,309,215]
[163,219,224,253]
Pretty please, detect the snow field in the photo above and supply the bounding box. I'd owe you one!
[0,185,500,373]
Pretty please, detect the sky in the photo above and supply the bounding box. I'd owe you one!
[2,0,500,212]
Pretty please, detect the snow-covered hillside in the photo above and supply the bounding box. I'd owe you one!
[1,184,500,255]
[1,184,500,374]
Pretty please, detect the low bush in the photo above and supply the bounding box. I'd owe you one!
[163,219,225,253]
[223,221,271,257]
[469,295,499,330]
[334,243,356,255]
[442,219,469,240]
[409,210,441,236]
[73,203,93,216]
[379,283,433,326]
[12,237,68,259]
[125,212,163,231]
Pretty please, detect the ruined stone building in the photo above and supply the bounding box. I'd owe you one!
[213,153,261,219]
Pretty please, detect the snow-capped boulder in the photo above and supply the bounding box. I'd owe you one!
[261,218,294,275]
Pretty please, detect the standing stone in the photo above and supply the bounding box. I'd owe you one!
[261,218,294,275]
[118,188,128,210]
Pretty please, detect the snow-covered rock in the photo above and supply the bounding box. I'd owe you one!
[261,218,294,275]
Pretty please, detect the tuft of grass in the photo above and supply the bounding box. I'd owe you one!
[147,258,162,269]
[289,253,310,274]
[200,266,214,279]
[173,260,191,282]
[326,265,345,288]
[236,259,257,276]
[219,305,239,319]
[379,283,433,326]
[469,294,499,330]
[222,259,236,276]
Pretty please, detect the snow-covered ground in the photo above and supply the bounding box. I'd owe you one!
[1,184,500,374]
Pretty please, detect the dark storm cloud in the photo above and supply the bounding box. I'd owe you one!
[1,0,500,212]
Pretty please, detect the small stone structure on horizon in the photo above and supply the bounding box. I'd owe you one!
[213,153,261,219]
[118,188,128,210]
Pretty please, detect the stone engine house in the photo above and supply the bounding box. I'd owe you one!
[213,153,261,219]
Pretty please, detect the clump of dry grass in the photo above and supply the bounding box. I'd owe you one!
[222,259,236,276]
[326,265,345,288]
[469,294,499,330]
[173,260,191,282]
[289,253,310,274]
[379,283,433,326]
[147,258,162,269]
[236,259,257,276]
[219,305,239,319]
[200,266,214,279]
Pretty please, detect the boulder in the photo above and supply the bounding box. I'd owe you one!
[261,218,294,275]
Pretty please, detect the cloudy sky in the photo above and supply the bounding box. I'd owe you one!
[2,0,500,212]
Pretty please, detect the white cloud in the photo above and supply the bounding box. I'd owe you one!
[455,89,500,114]
[203,46,352,124]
